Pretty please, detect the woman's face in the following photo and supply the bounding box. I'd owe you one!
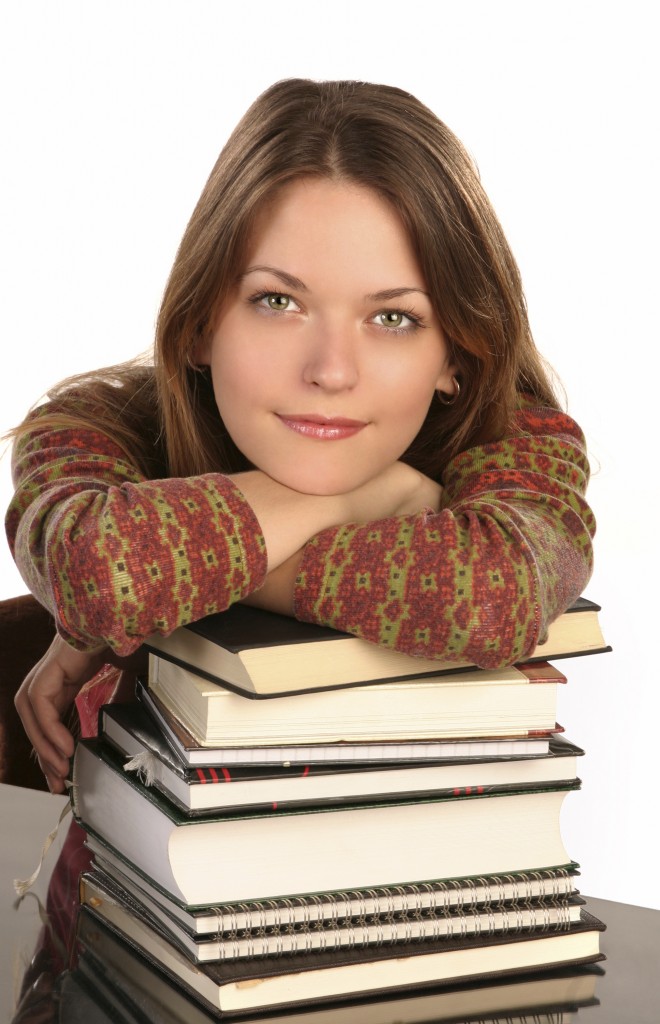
[198,178,454,495]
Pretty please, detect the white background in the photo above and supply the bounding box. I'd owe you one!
[1,2,658,908]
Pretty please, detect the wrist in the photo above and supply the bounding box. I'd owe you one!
[228,471,348,571]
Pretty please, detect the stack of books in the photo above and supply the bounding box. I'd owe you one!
[70,598,610,1017]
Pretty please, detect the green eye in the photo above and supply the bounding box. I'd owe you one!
[380,312,404,328]
[268,294,290,311]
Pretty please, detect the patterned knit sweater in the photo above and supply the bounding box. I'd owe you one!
[6,399,595,670]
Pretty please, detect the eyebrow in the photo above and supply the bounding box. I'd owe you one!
[241,266,429,301]
[366,286,430,301]
[241,266,308,291]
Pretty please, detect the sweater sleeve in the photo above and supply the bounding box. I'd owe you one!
[5,421,268,655]
[293,402,595,668]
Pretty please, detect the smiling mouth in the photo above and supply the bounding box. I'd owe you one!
[276,414,367,440]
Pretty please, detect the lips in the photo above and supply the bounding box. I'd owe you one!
[276,414,367,440]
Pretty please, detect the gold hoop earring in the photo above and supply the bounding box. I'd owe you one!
[436,376,460,406]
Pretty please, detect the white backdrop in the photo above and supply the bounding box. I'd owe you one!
[1,1,658,908]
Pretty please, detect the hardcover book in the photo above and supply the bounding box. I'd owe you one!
[146,658,567,747]
[101,701,583,814]
[71,737,579,907]
[144,597,609,698]
[72,911,604,1024]
[85,833,581,933]
[137,679,559,766]
[75,899,605,1013]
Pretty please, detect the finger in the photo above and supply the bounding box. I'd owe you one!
[29,679,78,755]
[40,762,69,795]
[14,666,75,777]
[17,690,72,780]
[14,662,63,762]
[14,635,105,786]
[19,664,76,755]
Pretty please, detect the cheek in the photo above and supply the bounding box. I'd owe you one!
[210,337,264,415]
[375,346,446,403]
[392,376,438,430]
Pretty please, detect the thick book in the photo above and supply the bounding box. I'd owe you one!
[144,597,609,698]
[71,737,579,907]
[80,868,587,963]
[147,658,567,747]
[85,833,581,933]
[73,911,603,1024]
[138,679,558,766]
[101,701,583,814]
[75,897,605,1013]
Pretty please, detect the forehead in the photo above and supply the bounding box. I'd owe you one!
[243,177,425,285]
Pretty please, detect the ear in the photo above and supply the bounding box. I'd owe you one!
[434,361,458,395]
[192,332,212,367]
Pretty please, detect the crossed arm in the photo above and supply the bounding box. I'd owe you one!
[6,400,594,791]
[7,427,441,789]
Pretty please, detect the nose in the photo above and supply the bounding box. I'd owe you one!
[302,321,359,392]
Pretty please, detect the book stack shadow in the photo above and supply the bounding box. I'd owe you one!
[67,598,611,1022]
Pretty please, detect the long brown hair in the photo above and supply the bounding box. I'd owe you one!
[12,79,559,480]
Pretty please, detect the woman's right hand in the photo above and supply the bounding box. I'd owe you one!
[14,636,105,793]
[231,461,443,576]
[345,461,443,521]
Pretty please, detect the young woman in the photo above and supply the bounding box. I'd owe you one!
[7,78,594,798]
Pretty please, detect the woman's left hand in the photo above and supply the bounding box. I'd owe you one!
[14,636,106,793]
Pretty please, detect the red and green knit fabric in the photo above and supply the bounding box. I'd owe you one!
[6,399,594,669]
[294,404,594,668]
